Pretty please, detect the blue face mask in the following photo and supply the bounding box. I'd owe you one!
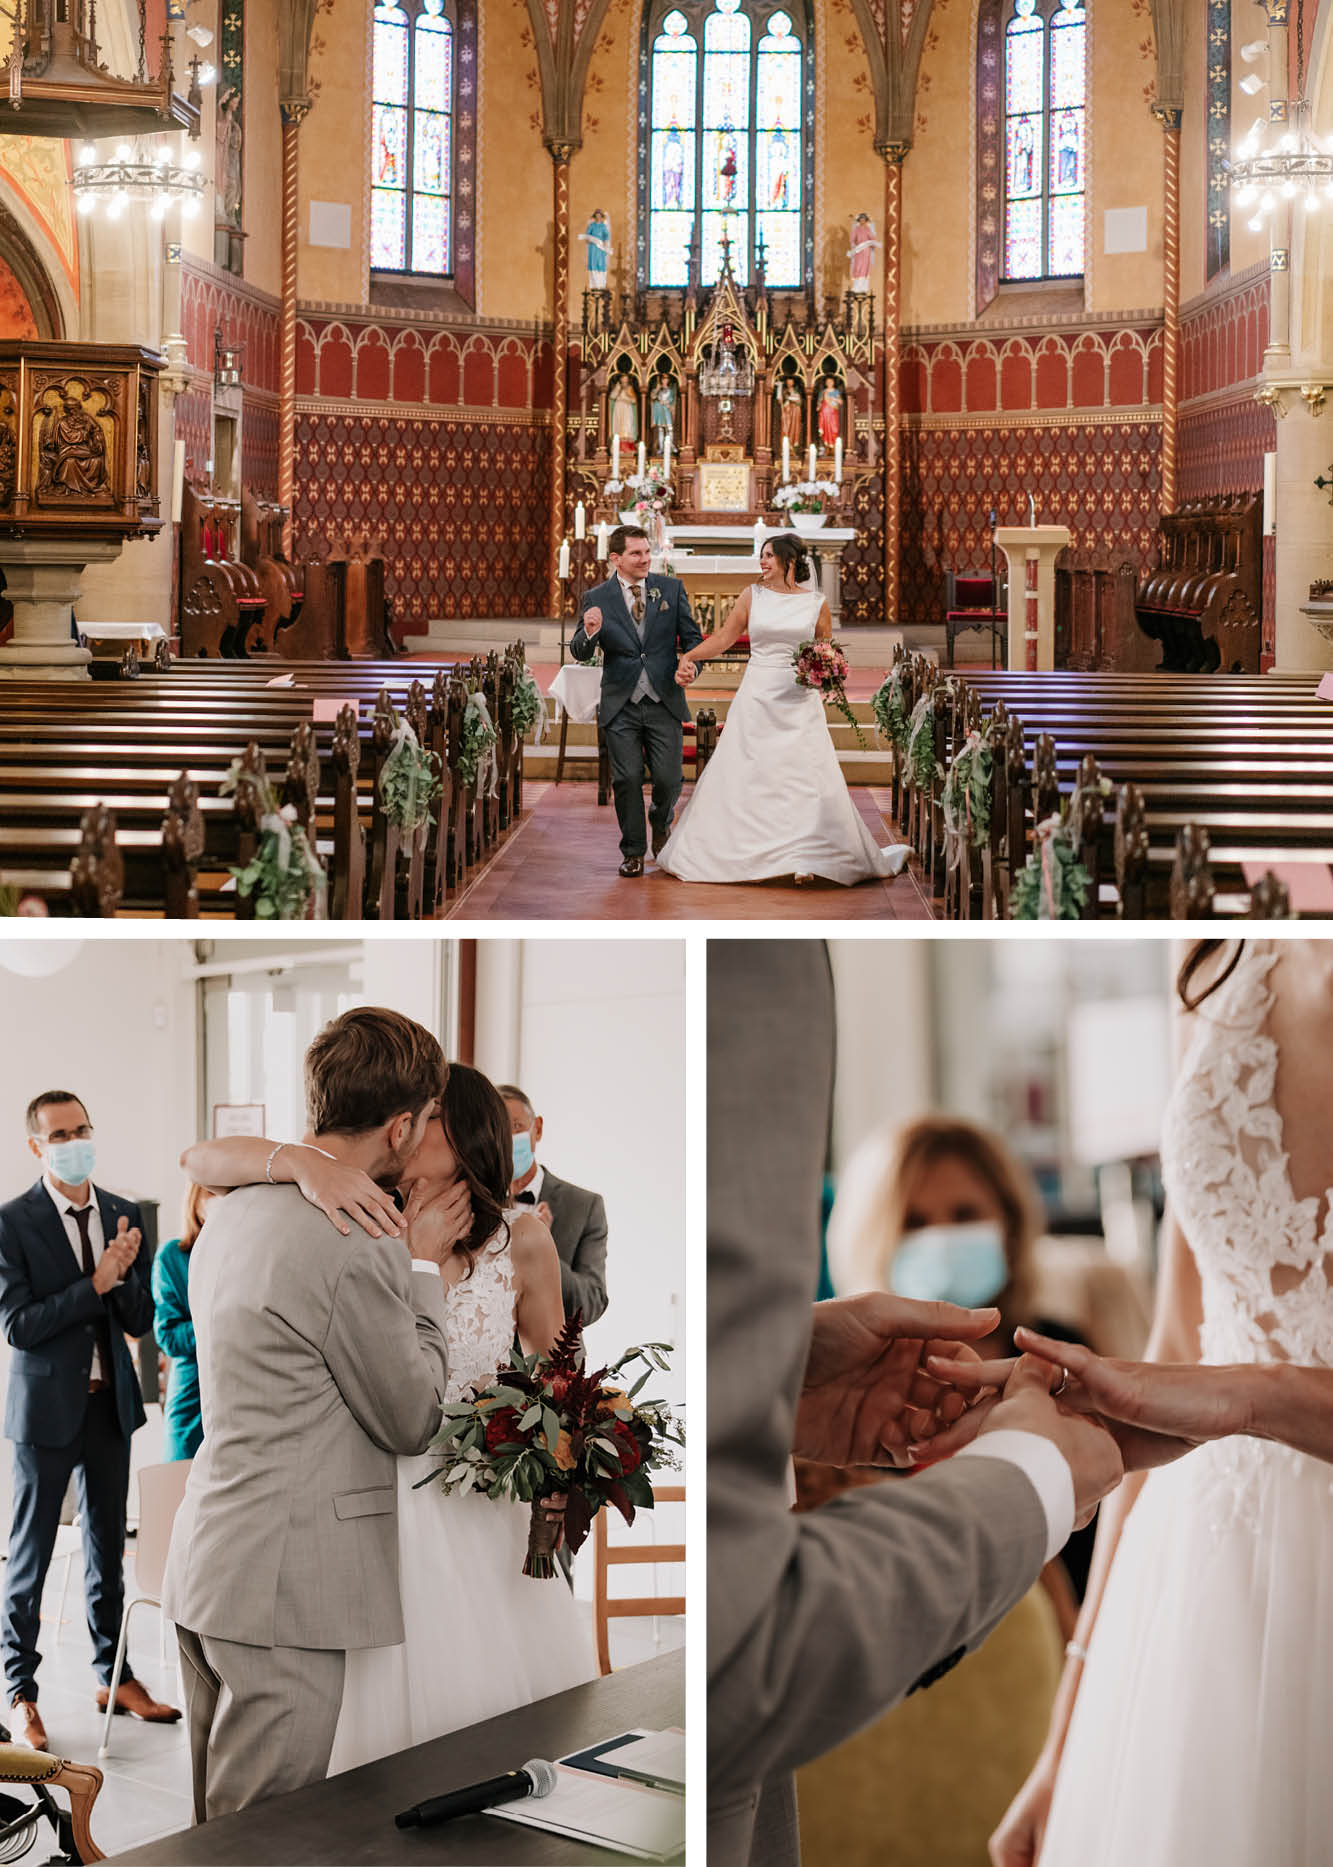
[44,1138,96,1187]
[889,1221,1008,1310]
[512,1130,535,1180]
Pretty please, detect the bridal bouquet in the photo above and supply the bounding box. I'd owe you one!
[417,1313,683,1579]
[792,637,865,747]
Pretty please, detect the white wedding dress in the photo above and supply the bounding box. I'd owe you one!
[1039,943,1333,1866]
[656,584,909,885]
[328,1219,597,1773]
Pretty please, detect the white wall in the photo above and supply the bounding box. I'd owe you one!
[829,939,935,1168]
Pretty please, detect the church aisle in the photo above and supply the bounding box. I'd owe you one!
[448,784,931,921]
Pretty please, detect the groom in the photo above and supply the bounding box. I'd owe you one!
[571,524,702,877]
[162,1008,457,1822]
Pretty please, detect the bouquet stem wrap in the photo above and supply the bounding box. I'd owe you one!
[524,1501,562,1579]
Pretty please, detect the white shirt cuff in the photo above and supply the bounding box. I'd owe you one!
[957,1429,1075,1565]
[410,1259,440,1278]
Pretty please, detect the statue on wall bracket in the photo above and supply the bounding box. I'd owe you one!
[580,210,612,288]
[849,214,879,294]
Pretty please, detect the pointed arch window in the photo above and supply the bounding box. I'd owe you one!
[371,0,454,277]
[1002,0,1086,281]
[642,0,813,291]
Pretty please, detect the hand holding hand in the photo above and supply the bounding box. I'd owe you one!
[989,1755,1059,1867]
[290,1150,405,1240]
[675,657,697,686]
[403,1177,473,1267]
[794,1292,1000,1467]
[582,605,604,638]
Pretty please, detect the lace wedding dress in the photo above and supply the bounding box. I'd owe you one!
[656,584,908,885]
[1039,943,1333,1865]
[328,1219,597,1773]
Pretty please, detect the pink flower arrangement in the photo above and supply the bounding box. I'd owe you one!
[792,637,865,747]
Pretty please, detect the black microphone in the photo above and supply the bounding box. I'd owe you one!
[394,1757,558,1829]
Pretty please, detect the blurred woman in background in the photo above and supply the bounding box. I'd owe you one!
[150,1183,216,1462]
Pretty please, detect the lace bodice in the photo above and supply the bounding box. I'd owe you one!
[442,1214,519,1402]
[1160,943,1333,1369]
[747,584,825,664]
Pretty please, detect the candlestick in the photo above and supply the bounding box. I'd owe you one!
[753,517,764,560]
[558,538,571,580]
[663,436,672,482]
[595,521,609,561]
[611,434,620,482]
[834,436,843,485]
[574,500,586,541]
[808,443,817,483]
[637,440,646,479]
[781,435,790,483]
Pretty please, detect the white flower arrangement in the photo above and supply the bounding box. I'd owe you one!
[772,478,841,514]
[602,469,673,504]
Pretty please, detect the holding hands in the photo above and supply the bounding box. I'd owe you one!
[675,656,697,687]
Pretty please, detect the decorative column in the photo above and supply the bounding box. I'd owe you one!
[1156,106,1182,514]
[879,142,907,626]
[547,142,574,619]
[1264,1,1292,364]
[278,100,309,560]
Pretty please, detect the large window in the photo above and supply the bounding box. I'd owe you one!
[1002,0,1086,281]
[644,0,812,290]
[371,0,454,277]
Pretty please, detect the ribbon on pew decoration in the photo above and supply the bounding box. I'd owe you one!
[458,692,500,797]
[870,667,910,755]
[1011,812,1090,921]
[379,715,443,835]
[220,762,327,921]
[510,668,548,747]
[940,728,993,865]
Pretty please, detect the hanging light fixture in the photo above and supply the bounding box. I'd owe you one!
[72,138,206,221]
[1230,1,1333,227]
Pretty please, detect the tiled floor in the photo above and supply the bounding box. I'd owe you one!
[19,1547,682,1860]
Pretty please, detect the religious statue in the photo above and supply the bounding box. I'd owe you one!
[579,210,612,288]
[661,126,686,210]
[816,379,843,450]
[848,213,880,294]
[216,86,244,230]
[37,393,109,499]
[650,371,677,454]
[609,371,639,446]
[775,376,803,448]
[0,421,16,505]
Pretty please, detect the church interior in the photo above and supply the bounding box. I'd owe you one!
[0,0,1331,919]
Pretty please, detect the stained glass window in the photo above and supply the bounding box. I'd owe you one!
[646,1,811,289]
[371,0,453,276]
[1002,0,1086,282]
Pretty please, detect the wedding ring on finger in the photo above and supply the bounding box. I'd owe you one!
[1052,1367,1069,1398]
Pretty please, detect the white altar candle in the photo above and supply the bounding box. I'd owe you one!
[638,440,647,479]
[574,500,586,541]
[753,517,765,559]
[595,521,609,560]
[558,538,571,579]
[834,436,843,485]
[781,435,790,482]
[808,443,817,483]
[661,523,672,552]
[663,435,672,481]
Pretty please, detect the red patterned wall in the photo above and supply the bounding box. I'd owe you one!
[180,258,281,390]
[898,321,1164,628]
[1177,266,1273,500]
[242,395,280,501]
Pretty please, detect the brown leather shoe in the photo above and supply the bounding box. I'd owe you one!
[651,827,669,859]
[11,1696,47,1750]
[95,1678,181,1724]
[618,856,644,877]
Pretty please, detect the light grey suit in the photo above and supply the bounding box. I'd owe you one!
[161,1183,449,1821]
[707,943,1051,1867]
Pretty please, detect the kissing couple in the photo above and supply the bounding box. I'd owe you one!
[162,1007,595,1822]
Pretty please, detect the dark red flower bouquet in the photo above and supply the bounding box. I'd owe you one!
[415,1313,684,1578]
[791,637,865,747]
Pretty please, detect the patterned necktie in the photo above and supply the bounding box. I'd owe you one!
[631,584,645,629]
[69,1205,113,1386]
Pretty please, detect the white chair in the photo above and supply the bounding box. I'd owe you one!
[98,1460,192,1757]
[48,1521,82,1645]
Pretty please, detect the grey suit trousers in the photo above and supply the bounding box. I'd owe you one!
[176,1625,345,1822]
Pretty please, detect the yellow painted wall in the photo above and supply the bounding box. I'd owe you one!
[299,0,368,305]
[243,0,284,296]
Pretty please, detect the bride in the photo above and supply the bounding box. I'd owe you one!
[657,533,908,886]
[923,939,1333,1867]
[182,1063,597,1769]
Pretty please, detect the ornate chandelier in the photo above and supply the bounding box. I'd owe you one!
[72,139,205,222]
[1230,100,1333,228]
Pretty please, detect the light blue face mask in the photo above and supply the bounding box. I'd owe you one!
[44,1137,96,1187]
[889,1220,1008,1310]
[512,1130,535,1180]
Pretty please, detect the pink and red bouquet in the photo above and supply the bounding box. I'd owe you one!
[416,1312,683,1578]
[792,637,865,747]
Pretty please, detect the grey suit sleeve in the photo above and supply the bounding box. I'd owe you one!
[560,1193,608,1325]
[706,942,1049,1800]
[570,591,602,663]
[322,1245,448,1456]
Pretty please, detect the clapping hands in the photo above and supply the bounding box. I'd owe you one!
[91,1216,140,1294]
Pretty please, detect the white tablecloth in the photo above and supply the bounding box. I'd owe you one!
[548,663,603,724]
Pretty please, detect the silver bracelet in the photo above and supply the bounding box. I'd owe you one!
[1065,1640,1089,1663]
[264,1142,287,1185]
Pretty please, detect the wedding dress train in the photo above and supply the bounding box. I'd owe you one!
[1038,942,1333,1865]
[328,1220,597,1773]
[656,584,908,885]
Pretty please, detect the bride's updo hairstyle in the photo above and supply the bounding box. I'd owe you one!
[767,532,813,586]
[439,1063,513,1275]
[1177,939,1244,1010]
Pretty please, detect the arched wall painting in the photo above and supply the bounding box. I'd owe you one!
[0,255,38,337]
[0,137,79,293]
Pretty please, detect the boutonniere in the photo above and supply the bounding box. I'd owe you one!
[648,584,663,605]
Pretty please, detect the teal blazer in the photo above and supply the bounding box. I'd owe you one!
[151,1239,202,1461]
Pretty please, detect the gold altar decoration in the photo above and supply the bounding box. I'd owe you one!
[0,340,161,537]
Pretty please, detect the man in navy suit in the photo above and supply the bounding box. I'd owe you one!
[571,523,703,876]
[0,1091,179,1750]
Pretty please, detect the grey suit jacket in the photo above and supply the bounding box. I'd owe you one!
[707,943,1050,1867]
[537,1168,608,1324]
[161,1183,449,1653]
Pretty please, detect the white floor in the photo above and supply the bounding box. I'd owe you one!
[17,1535,684,1860]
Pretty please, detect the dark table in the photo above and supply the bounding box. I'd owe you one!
[106,1652,684,1866]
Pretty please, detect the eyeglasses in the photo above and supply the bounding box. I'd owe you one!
[41,1124,94,1143]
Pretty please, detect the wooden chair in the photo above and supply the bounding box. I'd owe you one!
[0,1743,106,1862]
[593,1484,684,1677]
[944,570,1007,670]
